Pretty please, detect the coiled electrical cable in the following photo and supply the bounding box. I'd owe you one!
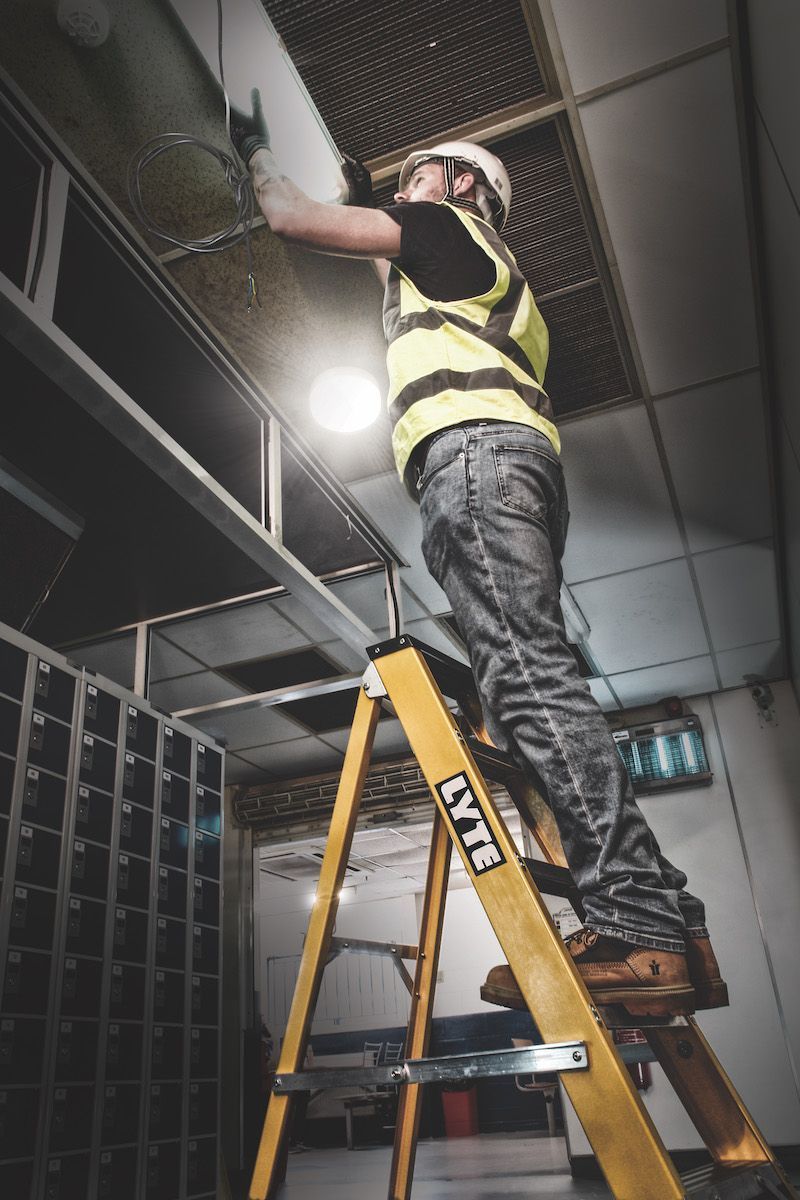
[127,0,260,306]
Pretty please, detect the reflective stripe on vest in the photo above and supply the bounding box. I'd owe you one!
[383,202,559,480]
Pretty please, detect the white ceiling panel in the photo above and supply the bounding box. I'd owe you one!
[148,670,247,714]
[572,559,709,673]
[608,655,717,708]
[716,641,785,690]
[243,737,344,778]
[746,0,800,203]
[187,702,309,750]
[693,540,780,652]
[552,0,727,96]
[225,752,271,785]
[587,676,619,712]
[654,373,771,554]
[321,717,410,759]
[149,634,205,682]
[318,638,369,672]
[579,52,758,394]
[559,404,683,583]
[347,472,451,613]
[67,635,135,690]
[329,570,425,629]
[161,599,309,668]
[756,123,800,458]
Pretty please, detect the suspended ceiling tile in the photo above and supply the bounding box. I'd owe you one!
[746,0,800,203]
[654,373,771,554]
[587,676,619,712]
[578,52,758,394]
[552,0,727,96]
[572,559,709,673]
[149,635,205,683]
[158,599,310,668]
[64,635,136,692]
[347,474,451,614]
[329,571,425,630]
[186,703,309,751]
[318,638,370,673]
[693,540,780,652]
[756,122,800,458]
[609,656,717,709]
[559,405,683,583]
[148,671,248,715]
[225,753,273,785]
[716,641,785,690]
[243,737,345,779]
[321,718,410,759]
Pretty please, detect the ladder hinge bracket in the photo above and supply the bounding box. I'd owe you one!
[362,661,388,699]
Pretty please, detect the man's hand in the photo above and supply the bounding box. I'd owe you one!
[341,153,374,207]
[229,87,271,166]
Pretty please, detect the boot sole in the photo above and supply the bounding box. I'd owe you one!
[693,980,729,1010]
[585,983,696,1018]
[480,984,528,1012]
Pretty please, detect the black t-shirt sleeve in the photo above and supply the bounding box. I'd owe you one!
[382,202,496,302]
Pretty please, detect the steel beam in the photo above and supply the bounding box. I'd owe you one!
[0,274,378,656]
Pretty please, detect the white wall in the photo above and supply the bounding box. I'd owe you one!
[564,681,800,1155]
[747,0,800,698]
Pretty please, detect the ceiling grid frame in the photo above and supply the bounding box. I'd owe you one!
[533,0,738,693]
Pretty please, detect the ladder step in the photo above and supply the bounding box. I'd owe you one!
[522,857,578,900]
[368,634,475,700]
[464,734,520,782]
[272,1040,588,1093]
[680,1160,789,1199]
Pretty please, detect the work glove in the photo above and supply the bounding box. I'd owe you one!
[341,153,374,206]
[229,87,271,166]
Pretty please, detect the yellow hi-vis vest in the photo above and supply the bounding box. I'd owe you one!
[383,202,559,483]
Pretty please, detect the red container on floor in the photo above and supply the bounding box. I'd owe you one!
[441,1086,479,1137]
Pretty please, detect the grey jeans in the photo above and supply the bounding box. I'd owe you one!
[417,421,707,953]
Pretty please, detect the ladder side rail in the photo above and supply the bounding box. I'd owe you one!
[249,687,381,1200]
[389,808,452,1200]
[375,645,686,1200]
[645,1019,778,1168]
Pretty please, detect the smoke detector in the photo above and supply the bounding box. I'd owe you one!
[57,0,110,48]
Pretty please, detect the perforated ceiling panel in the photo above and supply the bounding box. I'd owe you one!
[263,0,547,160]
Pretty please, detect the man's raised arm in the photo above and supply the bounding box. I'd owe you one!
[230,89,400,260]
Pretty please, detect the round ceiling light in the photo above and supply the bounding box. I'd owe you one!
[309,368,381,433]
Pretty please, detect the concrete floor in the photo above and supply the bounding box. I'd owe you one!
[276,1132,613,1198]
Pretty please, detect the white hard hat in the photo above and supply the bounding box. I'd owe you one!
[398,140,512,229]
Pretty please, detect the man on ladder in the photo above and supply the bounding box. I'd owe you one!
[229,93,728,1022]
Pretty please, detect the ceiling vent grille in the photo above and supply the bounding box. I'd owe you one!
[263,0,547,161]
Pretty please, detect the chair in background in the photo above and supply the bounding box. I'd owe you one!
[511,1037,558,1137]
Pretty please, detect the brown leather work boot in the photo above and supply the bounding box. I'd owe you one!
[685,935,729,1009]
[566,929,695,1017]
[481,929,696,1018]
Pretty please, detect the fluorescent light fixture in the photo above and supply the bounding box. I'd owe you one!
[309,368,381,433]
[168,0,346,203]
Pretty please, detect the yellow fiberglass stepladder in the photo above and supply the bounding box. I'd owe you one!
[249,635,798,1200]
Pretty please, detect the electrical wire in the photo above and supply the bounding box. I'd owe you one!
[127,0,260,308]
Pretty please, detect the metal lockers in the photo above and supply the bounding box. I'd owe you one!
[0,625,223,1200]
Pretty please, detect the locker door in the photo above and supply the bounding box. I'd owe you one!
[193,830,220,880]
[0,755,14,817]
[3,948,51,1014]
[65,896,106,958]
[78,733,117,794]
[60,956,103,1018]
[145,1141,180,1200]
[82,684,120,744]
[153,970,184,1024]
[191,925,218,976]
[115,853,151,910]
[54,1020,98,1083]
[73,784,113,846]
[156,866,186,920]
[32,661,75,723]
[122,754,156,809]
[97,1146,137,1200]
[159,770,189,824]
[108,963,146,1021]
[190,975,218,1026]
[15,824,61,890]
[194,786,220,836]
[112,906,149,964]
[188,1081,218,1137]
[43,1153,90,1200]
[162,726,190,777]
[186,1136,217,1198]
[155,917,185,970]
[9,885,57,951]
[69,840,109,901]
[147,1081,182,1141]
[118,802,153,859]
[150,1026,183,1081]
[0,1017,46,1085]
[192,877,219,928]
[0,696,21,758]
[0,638,28,698]
[27,711,71,776]
[48,1084,94,1152]
[125,706,158,760]
[21,768,67,832]
[189,1027,218,1079]
[104,1023,143,1083]
[100,1083,140,1146]
[0,1085,40,1158]
[195,743,222,791]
